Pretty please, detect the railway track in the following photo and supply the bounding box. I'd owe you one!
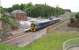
[2,14,71,47]
[47,15,71,33]
[2,28,47,47]
[2,20,61,47]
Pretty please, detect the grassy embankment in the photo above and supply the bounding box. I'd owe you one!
[0,32,79,50]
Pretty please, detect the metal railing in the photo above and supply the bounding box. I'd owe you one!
[63,38,79,50]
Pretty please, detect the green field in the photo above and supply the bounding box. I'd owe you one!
[0,32,79,50]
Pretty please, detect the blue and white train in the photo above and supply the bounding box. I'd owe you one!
[19,17,60,32]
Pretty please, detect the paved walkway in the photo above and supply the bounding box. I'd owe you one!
[68,47,79,50]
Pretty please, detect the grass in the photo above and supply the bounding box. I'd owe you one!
[0,32,79,50]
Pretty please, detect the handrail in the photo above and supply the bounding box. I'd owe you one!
[63,38,79,50]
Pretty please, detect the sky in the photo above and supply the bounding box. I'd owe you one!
[0,0,79,12]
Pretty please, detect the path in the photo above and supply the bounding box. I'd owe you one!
[69,47,79,50]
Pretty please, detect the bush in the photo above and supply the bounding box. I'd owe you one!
[70,18,75,23]
[75,12,79,21]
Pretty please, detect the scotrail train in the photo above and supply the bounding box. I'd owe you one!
[19,17,60,32]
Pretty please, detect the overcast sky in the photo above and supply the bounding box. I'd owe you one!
[1,0,79,12]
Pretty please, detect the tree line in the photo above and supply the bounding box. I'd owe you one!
[4,3,65,18]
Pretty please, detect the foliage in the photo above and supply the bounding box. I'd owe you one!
[0,6,5,16]
[0,7,17,40]
[69,12,79,27]
[4,3,65,18]
[24,3,34,16]
[0,15,18,40]
[70,12,79,24]
[1,15,18,29]
[70,18,75,23]
[0,6,18,30]
[75,12,79,21]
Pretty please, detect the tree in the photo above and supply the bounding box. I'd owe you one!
[20,4,25,10]
[12,4,21,10]
[0,7,18,41]
[0,15,18,41]
[1,15,18,31]
[24,3,34,16]
[4,3,65,18]
[75,12,79,21]
[70,18,75,23]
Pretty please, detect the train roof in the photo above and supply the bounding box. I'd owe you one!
[27,17,60,24]
[28,18,51,24]
[37,19,50,23]
[52,18,60,20]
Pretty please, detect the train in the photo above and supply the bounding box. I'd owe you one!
[19,17,60,32]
